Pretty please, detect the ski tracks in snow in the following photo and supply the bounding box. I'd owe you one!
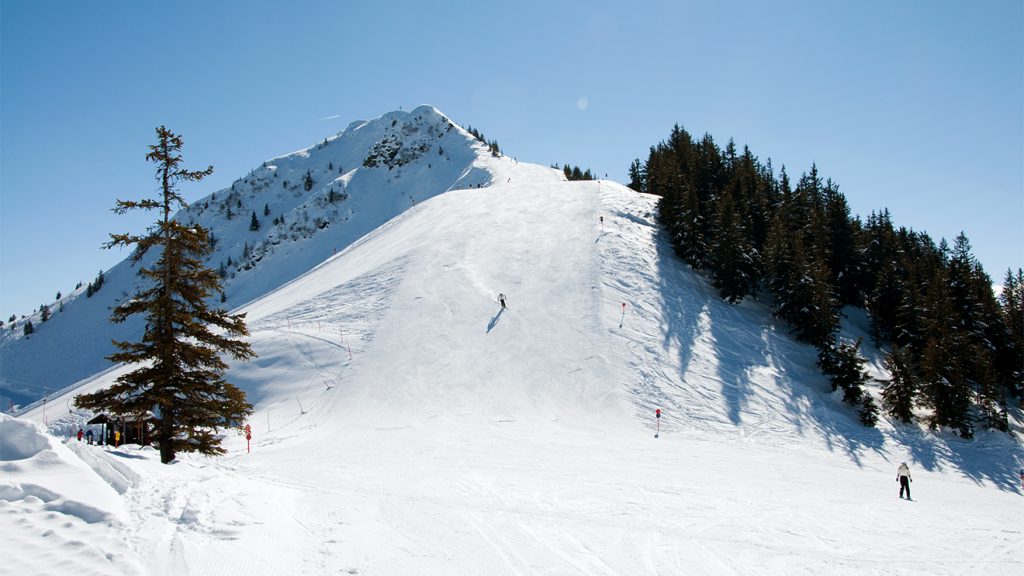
[114,451,329,576]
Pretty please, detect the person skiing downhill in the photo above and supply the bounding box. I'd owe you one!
[897,462,912,500]
[498,293,507,309]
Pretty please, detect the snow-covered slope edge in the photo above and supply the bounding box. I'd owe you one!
[0,105,495,407]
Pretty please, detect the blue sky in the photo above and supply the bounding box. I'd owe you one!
[1,0,1021,317]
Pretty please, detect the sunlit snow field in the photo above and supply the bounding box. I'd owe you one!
[3,110,1021,575]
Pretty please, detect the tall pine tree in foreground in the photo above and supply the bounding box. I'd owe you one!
[75,126,255,464]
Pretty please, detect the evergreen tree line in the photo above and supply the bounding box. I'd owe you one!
[464,125,500,157]
[562,164,595,181]
[630,125,1022,436]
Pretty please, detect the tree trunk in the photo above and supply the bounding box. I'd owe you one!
[159,403,175,464]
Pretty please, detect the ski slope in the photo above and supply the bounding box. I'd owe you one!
[0,105,492,407]
[3,120,1023,575]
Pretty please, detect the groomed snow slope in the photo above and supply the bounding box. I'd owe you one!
[0,105,492,407]
[6,155,1023,575]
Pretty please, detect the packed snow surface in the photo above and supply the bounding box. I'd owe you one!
[4,113,1022,575]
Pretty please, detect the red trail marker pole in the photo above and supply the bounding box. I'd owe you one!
[245,424,252,454]
[655,408,661,438]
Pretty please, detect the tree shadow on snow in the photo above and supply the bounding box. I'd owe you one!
[630,238,704,422]
[890,423,1024,493]
[646,234,1022,485]
[757,317,888,467]
[649,231,888,466]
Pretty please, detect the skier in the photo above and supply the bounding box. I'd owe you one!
[498,293,507,309]
[897,462,912,500]
[85,428,94,445]
[76,428,84,442]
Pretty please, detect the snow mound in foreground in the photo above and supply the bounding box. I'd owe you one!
[0,414,142,575]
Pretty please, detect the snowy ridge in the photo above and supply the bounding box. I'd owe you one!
[5,145,1022,574]
[0,105,494,406]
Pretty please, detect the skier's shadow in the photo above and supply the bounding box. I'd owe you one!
[486,308,505,333]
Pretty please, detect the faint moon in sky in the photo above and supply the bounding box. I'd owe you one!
[577,97,589,111]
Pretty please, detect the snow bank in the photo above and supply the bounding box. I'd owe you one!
[0,413,142,575]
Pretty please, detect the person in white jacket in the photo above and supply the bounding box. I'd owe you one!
[897,462,912,500]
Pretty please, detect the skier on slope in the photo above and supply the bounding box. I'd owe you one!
[897,462,912,500]
[498,293,507,309]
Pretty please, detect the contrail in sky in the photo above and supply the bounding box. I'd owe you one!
[319,114,341,120]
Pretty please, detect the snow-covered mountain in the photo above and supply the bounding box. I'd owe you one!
[2,107,1022,575]
[0,105,492,407]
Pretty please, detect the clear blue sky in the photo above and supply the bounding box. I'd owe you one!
[2,0,1021,317]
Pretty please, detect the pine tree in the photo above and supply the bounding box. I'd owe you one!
[74,126,255,464]
[708,192,756,303]
[763,214,794,301]
[40,305,50,323]
[998,268,1023,398]
[818,338,869,406]
[774,239,839,347]
[881,345,917,423]
[858,395,879,427]
[250,211,260,231]
[627,158,646,192]
[263,203,270,217]
[919,269,974,437]
[23,320,34,336]
[822,182,864,306]
[303,170,314,191]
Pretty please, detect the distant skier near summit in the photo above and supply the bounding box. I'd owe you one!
[897,462,912,500]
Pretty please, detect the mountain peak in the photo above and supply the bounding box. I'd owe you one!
[360,105,461,170]
[0,106,498,406]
